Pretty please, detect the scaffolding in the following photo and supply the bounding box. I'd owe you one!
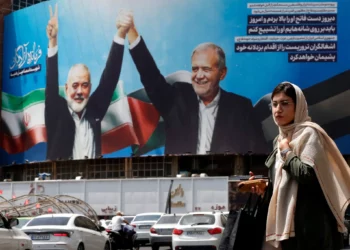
[12,0,48,12]
[0,194,99,223]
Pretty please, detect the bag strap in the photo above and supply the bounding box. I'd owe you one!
[243,193,253,213]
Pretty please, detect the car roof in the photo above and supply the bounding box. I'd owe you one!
[161,214,184,217]
[187,211,223,215]
[32,213,82,218]
[135,212,165,216]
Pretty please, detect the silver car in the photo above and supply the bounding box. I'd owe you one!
[131,212,164,247]
[150,214,183,250]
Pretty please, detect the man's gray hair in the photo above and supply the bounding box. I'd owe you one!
[67,63,91,83]
[191,43,226,70]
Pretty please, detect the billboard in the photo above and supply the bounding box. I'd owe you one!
[1,0,349,164]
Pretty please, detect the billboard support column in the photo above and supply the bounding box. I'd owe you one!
[234,155,245,175]
[171,156,178,177]
[52,161,57,180]
[125,158,132,178]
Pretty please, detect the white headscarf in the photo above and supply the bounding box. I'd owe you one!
[265,82,350,248]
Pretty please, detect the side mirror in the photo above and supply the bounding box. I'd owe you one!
[9,218,19,227]
[99,226,105,232]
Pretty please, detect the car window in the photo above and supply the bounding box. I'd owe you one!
[157,215,182,224]
[82,217,98,231]
[74,216,86,228]
[14,218,31,228]
[220,214,228,227]
[133,215,161,222]
[27,217,70,226]
[124,217,134,223]
[180,214,215,225]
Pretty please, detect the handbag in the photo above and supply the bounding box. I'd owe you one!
[218,210,238,250]
[219,179,273,250]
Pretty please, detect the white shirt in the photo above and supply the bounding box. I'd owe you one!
[111,215,124,231]
[197,91,221,154]
[48,34,125,159]
[69,107,95,159]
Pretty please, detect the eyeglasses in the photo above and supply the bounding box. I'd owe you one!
[269,100,294,110]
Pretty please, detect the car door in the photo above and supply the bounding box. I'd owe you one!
[0,215,15,249]
[81,217,106,250]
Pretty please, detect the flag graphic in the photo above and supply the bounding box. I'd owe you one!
[1,80,162,156]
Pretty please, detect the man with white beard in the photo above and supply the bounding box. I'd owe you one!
[45,6,132,160]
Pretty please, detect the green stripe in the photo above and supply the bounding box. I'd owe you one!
[132,122,166,156]
[2,85,124,113]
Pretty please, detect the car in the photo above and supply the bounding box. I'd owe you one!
[131,212,165,246]
[99,219,111,229]
[150,213,184,250]
[106,215,135,230]
[0,213,33,249]
[14,217,34,229]
[172,211,227,250]
[123,216,135,224]
[22,213,110,250]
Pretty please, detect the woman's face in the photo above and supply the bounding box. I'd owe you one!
[271,92,296,126]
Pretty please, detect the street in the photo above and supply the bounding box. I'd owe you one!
[140,246,171,250]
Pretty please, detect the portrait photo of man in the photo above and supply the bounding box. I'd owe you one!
[120,11,267,155]
[45,6,133,160]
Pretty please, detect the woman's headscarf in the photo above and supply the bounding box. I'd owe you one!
[266,82,350,248]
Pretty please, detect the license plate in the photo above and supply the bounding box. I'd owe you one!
[186,231,204,236]
[139,225,151,229]
[31,234,50,240]
[161,229,173,235]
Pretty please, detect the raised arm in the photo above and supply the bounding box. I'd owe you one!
[127,14,176,117]
[88,10,131,120]
[45,4,62,112]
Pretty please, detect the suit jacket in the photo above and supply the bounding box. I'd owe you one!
[130,38,267,154]
[45,42,124,160]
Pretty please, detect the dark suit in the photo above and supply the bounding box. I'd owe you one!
[45,42,124,160]
[130,38,267,154]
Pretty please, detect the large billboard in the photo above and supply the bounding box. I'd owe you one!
[1,0,349,164]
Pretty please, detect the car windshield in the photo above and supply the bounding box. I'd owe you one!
[27,217,70,226]
[133,215,161,222]
[124,217,134,223]
[157,215,182,224]
[14,218,32,228]
[180,214,215,225]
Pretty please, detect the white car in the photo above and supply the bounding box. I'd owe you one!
[0,213,33,250]
[106,215,135,230]
[131,212,165,246]
[13,217,34,229]
[172,211,227,250]
[99,219,111,229]
[150,213,183,250]
[22,214,110,250]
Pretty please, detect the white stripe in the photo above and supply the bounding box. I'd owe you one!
[101,96,132,133]
[2,103,45,136]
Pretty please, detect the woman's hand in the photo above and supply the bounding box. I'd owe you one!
[278,137,290,151]
[248,171,267,196]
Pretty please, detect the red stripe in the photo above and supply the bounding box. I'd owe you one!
[127,97,160,147]
[101,123,139,154]
[1,125,47,154]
